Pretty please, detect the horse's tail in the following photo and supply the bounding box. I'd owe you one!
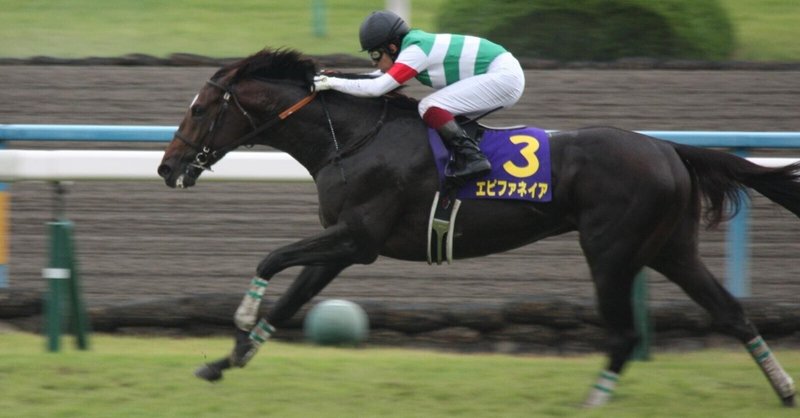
[669,142,800,228]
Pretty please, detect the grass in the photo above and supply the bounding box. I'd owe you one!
[0,332,798,417]
[720,0,800,61]
[0,0,798,60]
[0,0,445,59]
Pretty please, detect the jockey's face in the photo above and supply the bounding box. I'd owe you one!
[370,43,399,73]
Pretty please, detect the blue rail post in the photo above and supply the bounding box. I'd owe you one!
[727,148,751,297]
[0,182,8,288]
[0,139,7,287]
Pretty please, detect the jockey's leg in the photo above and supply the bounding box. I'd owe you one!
[423,106,491,183]
[418,55,524,184]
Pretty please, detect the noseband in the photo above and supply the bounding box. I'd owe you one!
[174,79,318,172]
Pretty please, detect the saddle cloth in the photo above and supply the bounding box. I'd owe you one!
[429,126,553,202]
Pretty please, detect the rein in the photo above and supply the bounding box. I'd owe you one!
[175,80,318,171]
[175,78,388,180]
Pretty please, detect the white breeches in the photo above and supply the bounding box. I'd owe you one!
[418,52,526,119]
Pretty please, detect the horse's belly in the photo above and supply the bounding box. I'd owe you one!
[379,200,572,261]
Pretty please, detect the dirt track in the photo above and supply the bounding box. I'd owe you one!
[3,65,800,308]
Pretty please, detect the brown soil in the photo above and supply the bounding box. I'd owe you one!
[2,65,800,308]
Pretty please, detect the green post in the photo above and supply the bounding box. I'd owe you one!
[631,270,651,360]
[312,0,326,38]
[44,182,90,352]
[45,221,70,351]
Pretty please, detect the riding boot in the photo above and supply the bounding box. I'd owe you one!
[437,120,492,183]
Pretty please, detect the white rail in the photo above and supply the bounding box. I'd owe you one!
[0,150,311,182]
[0,149,795,182]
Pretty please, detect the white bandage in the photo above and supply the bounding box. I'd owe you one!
[747,336,796,399]
[234,277,269,331]
[584,370,619,408]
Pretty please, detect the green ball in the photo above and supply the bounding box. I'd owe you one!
[304,299,369,346]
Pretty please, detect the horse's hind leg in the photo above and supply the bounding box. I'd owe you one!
[580,252,644,407]
[578,215,677,406]
[649,234,796,407]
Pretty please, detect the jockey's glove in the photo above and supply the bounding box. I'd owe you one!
[313,75,336,91]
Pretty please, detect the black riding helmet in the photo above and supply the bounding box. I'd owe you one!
[359,10,410,52]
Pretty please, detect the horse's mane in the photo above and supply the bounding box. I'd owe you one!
[213,48,420,110]
[212,48,316,87]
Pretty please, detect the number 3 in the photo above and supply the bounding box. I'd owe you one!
[503,135,540,178]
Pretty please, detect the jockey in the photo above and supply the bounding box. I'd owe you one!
[314,10,526,183]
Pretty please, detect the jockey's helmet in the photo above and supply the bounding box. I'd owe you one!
[359,10,410,51]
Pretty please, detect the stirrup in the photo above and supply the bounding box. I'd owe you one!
[427,191,461,265]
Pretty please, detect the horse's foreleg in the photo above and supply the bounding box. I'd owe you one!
[196,224,370,383]
[194,277,272,382]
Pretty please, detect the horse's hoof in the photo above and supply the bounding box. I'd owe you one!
[194,364,223,382]
[782,394,796,407]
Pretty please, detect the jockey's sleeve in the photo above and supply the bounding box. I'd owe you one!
[327,72,402,97]
[326,46,424,97]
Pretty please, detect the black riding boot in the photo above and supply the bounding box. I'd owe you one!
[438,120,491,183]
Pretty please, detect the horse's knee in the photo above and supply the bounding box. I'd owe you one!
[256,251,286,279]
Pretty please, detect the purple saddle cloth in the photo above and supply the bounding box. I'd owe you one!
[429,126,552,202]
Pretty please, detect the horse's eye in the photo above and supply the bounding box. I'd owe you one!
[192,106,204,118]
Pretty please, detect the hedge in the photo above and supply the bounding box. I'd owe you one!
[435,0,735,61]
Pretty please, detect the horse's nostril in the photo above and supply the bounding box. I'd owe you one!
[157,164,172,178]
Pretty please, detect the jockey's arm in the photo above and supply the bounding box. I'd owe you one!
[321,71,402,97]
[316,46,424,97]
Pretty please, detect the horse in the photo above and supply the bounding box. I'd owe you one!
[157,49,797,407]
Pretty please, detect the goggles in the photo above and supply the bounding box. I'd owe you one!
[368,49,384,62]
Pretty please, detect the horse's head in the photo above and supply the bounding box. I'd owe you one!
[158,49,317,188]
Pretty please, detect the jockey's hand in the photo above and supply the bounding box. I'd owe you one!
[313,75,334,91]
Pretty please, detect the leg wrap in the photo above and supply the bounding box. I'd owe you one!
[230,318,275,367]
[747,336,796,400]
[249,318,276,347]
[230,319,276,368]
[584,370,619,408]
[234,277,269,331]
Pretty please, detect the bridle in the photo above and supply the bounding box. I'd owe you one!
[174,79,318,172]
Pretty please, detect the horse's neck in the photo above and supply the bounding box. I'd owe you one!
[270,94,410,176]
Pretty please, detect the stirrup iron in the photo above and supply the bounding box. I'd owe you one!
[427,191,461,265]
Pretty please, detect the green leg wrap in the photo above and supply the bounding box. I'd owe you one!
[747,336,796,400]
[249,318,276,347]
[584,370,619,408]
[234,277,269,331]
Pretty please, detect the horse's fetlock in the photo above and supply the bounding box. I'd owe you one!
[230,319,276,368]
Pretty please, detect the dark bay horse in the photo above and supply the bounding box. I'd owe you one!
[158,49,797,407]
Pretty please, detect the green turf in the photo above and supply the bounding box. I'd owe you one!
[0,0,798,60]
[719,0,800,61]
[0,332,797,417]
[0,0,444,59]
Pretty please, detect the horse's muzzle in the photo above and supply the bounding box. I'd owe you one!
[157,163,172,179]
[157,161,200,189]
